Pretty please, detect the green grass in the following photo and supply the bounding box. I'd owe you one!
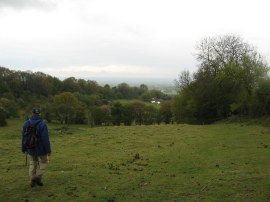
[1,119,270,201]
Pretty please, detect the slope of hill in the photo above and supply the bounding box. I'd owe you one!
[1,119,270,201]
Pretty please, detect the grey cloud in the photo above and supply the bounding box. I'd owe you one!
[0,0,56,10]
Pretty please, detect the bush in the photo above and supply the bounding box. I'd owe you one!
[0,108,7,126]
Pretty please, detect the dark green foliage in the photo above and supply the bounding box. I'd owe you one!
[158,101,172,124]
[0,98,19,118]
[116,83,140,99]
[111,102,123,126]
[52,92,79,124]
[0,67,10,95]
[61,77,81,93]
[91,105,112,126]
[129,101,145,125]
[251,79,270,116]
[0,107,7,126]
[121,104,133,126]
[142,105,157,125]
[172,35,270,124]
[73,106,87,124]
[101,84,115,100]
[74,93,101,106]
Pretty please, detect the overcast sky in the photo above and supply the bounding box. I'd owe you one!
[0,0,270,82]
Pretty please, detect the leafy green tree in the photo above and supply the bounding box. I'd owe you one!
[158,101,172,124]
[139,84,148,95]
[100,105,112,125]
[0,67,11,95]
[7,71,22,97]
[117,83,132,99]
[129,101,146,125]
[172,35,269,123]
[74,93,101,107]
[91,105,111,126]
[172,93,195,123]
[90,106,103,126]
[251,79,270,116]
[142,105,157,125]
[121,104,133,126]
[111,102,123,126]
[0,107,7,126]
[0,98,19,118]
[31,72,54,97]
[85,80,100,95]
[149,89,166,100]
[72,103,87,124]
[53,92,78,124]
[51,77,62,95]
[102,84,115,100]
[61,77,81,93]
[140,91,151,101]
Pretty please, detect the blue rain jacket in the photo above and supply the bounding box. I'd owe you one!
[22,115,51,156]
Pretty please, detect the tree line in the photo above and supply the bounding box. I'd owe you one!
[0,67,171,126]
[50,92,172,126]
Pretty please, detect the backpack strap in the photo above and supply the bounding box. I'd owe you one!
[34,119,42,127]
[33,119,42,135]
[28,119,42,127]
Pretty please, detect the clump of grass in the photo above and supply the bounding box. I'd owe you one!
[133,153,140,160]
[107,163,120,171]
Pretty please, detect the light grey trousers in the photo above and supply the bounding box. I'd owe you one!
[29,155,49,180]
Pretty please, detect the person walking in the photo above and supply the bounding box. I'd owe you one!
[22,107,51,187]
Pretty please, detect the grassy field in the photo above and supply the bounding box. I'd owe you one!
[1,119,270,202]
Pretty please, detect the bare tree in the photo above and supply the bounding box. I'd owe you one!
[195,35,255,75]
[174,70,192,93]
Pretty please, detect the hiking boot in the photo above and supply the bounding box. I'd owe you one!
[33,176,43,186]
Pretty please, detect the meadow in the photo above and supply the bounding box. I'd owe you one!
[1,119,270,202]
